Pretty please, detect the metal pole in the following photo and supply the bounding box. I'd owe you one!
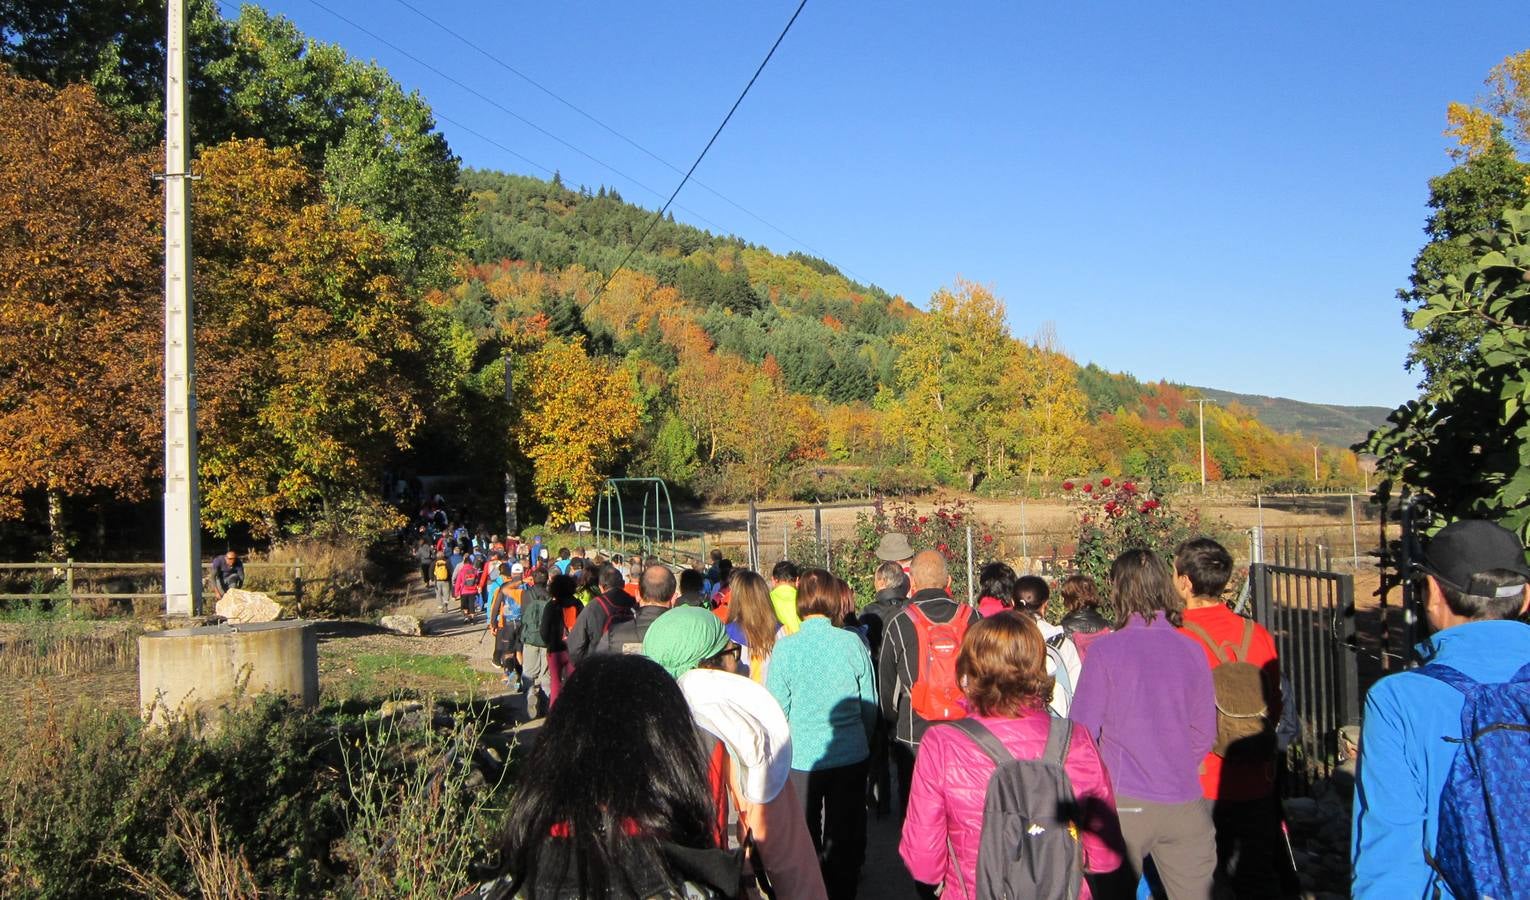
[747,499,758,571]
[1019,500,1028,561]
[1349,493,1359,572]
[1256,493,1264,532]
[966,525,975,606]
[162,0,202,618]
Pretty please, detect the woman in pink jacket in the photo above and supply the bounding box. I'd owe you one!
[898,611,1126,899]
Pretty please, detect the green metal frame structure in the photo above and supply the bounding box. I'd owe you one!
[594,478,708,565]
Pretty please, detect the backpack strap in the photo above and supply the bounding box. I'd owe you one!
[944,717,1016,768]
[1044,643,1074,710]
[1046,631,1067,650]
[1235,618,1255,663]
[1514,661,1530,684]
[1181,621,1231,664]
[1041,716,1074,768]
[1415,664,1479,695]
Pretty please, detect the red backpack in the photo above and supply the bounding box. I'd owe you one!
[908,603,974,721]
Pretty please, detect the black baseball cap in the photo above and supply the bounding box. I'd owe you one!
[1420,520,1530,597]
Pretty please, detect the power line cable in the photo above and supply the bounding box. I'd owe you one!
[298,0,734,236]
[386,0,859,280]
[581,0,810,311]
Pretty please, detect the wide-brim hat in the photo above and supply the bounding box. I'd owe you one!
[1420,519,1530,597]
[875,532,915,562]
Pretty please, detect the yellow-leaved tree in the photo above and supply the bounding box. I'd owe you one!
[194,139,424,536]
[516,337,640,526]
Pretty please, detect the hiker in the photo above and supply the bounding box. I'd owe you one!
[432,552,452,612]
[1068,549,1217,899]
[1059,574,1112,661]
[452,548,483,623]
[596,564,676,655]
[518,567,553,718]
[674,567,710,609]
[1352,520,1530,898]
[726,569,781,684]
[1174,538,1283,898]
[874,532,916,590]
[900,612,1126,899]
[858,559,910,818]
[487,563,525,692]
[766,568,878,900]
[567,563,638,667]
[770,560,802,634]
[880,549,976,817]
[470,654,742,899]
[209,549,244,600]
[1012,572,1083,717]
[541,573,580,708]
[644,606,830,900]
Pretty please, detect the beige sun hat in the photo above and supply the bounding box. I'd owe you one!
[874,532,916,562]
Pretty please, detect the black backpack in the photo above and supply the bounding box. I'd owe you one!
[939,716,1084,900]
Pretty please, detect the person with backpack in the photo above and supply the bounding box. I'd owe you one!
[432,552,452,613]
[595,564,677,655]
[452,550,483,623]
[1352,519,1530,899]
[766,569,879,900]
[1174,538,1283,898]
[879,550,977,819]
[518,567,553,718]
[1068,549,1217,900]
[566,563,639,667]
[487,562,526,692]
[900,611,1126,899]
[1012,574,1083,717]
[541,573,581,709]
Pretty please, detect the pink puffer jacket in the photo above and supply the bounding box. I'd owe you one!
[898,712,1125,899]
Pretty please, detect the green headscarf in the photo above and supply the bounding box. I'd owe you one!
[643,606,729,679]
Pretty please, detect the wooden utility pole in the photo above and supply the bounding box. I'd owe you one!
[162,0,202,617]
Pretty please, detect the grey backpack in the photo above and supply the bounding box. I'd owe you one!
[942,716,1084,900]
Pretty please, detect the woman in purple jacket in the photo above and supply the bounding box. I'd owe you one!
[1068,549,1218,899]
[900,612,1125,899]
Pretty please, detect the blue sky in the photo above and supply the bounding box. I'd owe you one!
[250,0,1527,408]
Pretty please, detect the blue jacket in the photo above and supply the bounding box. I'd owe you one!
[1352,619,1530,898]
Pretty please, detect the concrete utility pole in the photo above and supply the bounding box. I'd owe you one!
[1192,399,1215,493]
[162,0,202,617]
[1312,444,1321,483]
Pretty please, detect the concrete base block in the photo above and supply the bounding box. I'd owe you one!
[139,621,318,723]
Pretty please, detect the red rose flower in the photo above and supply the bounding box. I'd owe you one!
[918,515,928,524]
[1100,477,1112,487]
[1122,481,1136,493]
[1140,504,1152,514]
[1082,483,1093,493]
[1104,500,1117,512]
[937,543,949,552]
[983,534,993,543]
[1146,499,1160,510]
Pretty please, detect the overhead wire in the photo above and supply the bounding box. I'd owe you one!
[580,0,811,311]
[298,0,734,236]
[385,0,862,282]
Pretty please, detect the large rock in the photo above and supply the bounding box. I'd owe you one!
[379,614,422,636]
[215,588,283,624]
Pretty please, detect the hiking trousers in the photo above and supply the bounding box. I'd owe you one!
[521,644,550,718]
[434,580,451,608]
[1115,795,1216,900]
[790,759,869,900]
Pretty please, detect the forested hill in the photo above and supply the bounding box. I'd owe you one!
[459,169,915,406]
[1189,388,1392,449]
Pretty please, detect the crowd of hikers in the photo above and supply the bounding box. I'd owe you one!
[407,500,1530,899]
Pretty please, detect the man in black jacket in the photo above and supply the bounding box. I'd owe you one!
[599,565,677,654]
[672,567,710,609]
[858,560,910,816]
[567,563,638,666]
[878,550,976,817]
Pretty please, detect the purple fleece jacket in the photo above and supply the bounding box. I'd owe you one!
[1068,612,1216,804]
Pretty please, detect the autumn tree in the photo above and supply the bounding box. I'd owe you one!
[515,337,640,526]
[193,139,425,536]
[0,71,160,557]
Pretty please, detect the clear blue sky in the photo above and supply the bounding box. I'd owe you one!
[251,0,1526,408]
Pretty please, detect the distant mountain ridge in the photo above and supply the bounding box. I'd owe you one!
[1189,387,1392,448]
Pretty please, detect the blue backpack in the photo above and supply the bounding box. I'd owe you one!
[1417,661,1530,899]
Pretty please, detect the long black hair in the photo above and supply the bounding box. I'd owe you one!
[979,561,1019,607]
[498,653,717,897]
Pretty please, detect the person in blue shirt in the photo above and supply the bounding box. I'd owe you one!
[554,547,572,575]
[1352,519,1530,898]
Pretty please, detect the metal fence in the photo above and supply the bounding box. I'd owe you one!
[1249,539,1360,794]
